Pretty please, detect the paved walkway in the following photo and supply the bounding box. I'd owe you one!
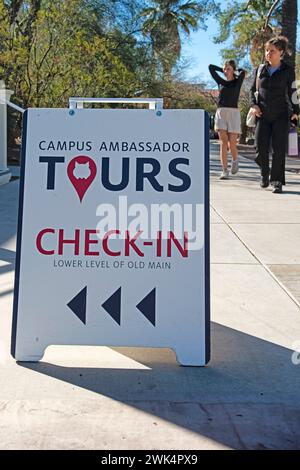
[0,143,300,450]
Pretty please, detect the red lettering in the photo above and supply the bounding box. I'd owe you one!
[125,230,144,257]
[58,229,80,255]
[35,229,158,257]
[167,231,188,257]
[84,229,100,255]
[36,228,55,255]
[156,230,162,257]
[103,230,121,256]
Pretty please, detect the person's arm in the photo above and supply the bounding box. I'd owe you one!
[288,67,299,117]
[208,64,227,86]
[250,67,262,116]
[236,69,246,83]
[250,67,258,106]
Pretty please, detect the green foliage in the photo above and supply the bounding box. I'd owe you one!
[141,0,218,77]
[0,0,140,109]
[214,0,282,66]
[0,0,217,145]
[160,79,217,112]
[296,50,300,81]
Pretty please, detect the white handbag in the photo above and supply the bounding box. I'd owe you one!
[246,108,257,127]
[246,64,264,128]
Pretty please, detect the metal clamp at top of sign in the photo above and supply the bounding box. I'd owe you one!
[68,97,164,115]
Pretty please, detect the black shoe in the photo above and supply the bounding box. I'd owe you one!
[260,177,269,188]
[272,181,282,193]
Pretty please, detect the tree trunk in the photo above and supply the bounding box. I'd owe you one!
[281,0,297,68]
[7,0,23,25]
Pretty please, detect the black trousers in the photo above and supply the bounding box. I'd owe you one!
[255,112,290,185]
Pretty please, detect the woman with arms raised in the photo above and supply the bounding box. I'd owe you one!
[209,60,245,179]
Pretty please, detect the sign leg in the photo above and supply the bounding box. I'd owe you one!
[14,343,46,362]
[173,345,207,367]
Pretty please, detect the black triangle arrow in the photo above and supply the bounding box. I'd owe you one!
[136,288,156,326]
[67,286,87,325]
[102,287,121,325]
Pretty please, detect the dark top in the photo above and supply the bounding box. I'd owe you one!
[250,60,299,118]
[209,64,245,108]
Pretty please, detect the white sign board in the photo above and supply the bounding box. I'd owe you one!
[11,108,210,365]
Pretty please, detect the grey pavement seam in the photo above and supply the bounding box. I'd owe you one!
[210,203,300,311]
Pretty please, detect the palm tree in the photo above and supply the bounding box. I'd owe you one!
[281,0,297,68]
[141,0,200,77]
[214,0,282,66]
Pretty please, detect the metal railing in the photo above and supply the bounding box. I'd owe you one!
[0,93,164,186]
[0,85,25,185]
[69,97,163,110]
[4,100,25,114]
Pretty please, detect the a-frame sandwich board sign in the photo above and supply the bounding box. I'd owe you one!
[11,103,210,365]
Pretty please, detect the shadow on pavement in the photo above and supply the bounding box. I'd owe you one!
[0,248,16,276]
[19,322,300,450]
[281,191,300,196]
[0,180,19,254]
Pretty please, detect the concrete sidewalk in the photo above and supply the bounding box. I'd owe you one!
[0,143,300,450]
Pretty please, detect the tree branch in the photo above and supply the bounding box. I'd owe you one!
[7,0,23,26]
[264,0,281,30]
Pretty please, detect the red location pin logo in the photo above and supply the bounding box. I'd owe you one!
[67,156,97,202]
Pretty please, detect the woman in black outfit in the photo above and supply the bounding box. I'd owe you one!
[250,36,299,193]
[209,61,245,179]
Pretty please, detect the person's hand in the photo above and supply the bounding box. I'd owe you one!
[290,114,298,127]
[238,68,246,74]
[251,105,262,117]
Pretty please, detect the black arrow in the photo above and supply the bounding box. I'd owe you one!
[67,286,87,325]
[102,287,121,325]
[136,288,156,326]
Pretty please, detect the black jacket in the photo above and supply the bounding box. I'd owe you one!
[209,64,245,108]
[250,61,299,118]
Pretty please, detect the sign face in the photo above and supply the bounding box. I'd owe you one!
[11,108,210,365]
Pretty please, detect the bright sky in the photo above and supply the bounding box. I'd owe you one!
[181,15,225,84]
[181,0,300,85]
